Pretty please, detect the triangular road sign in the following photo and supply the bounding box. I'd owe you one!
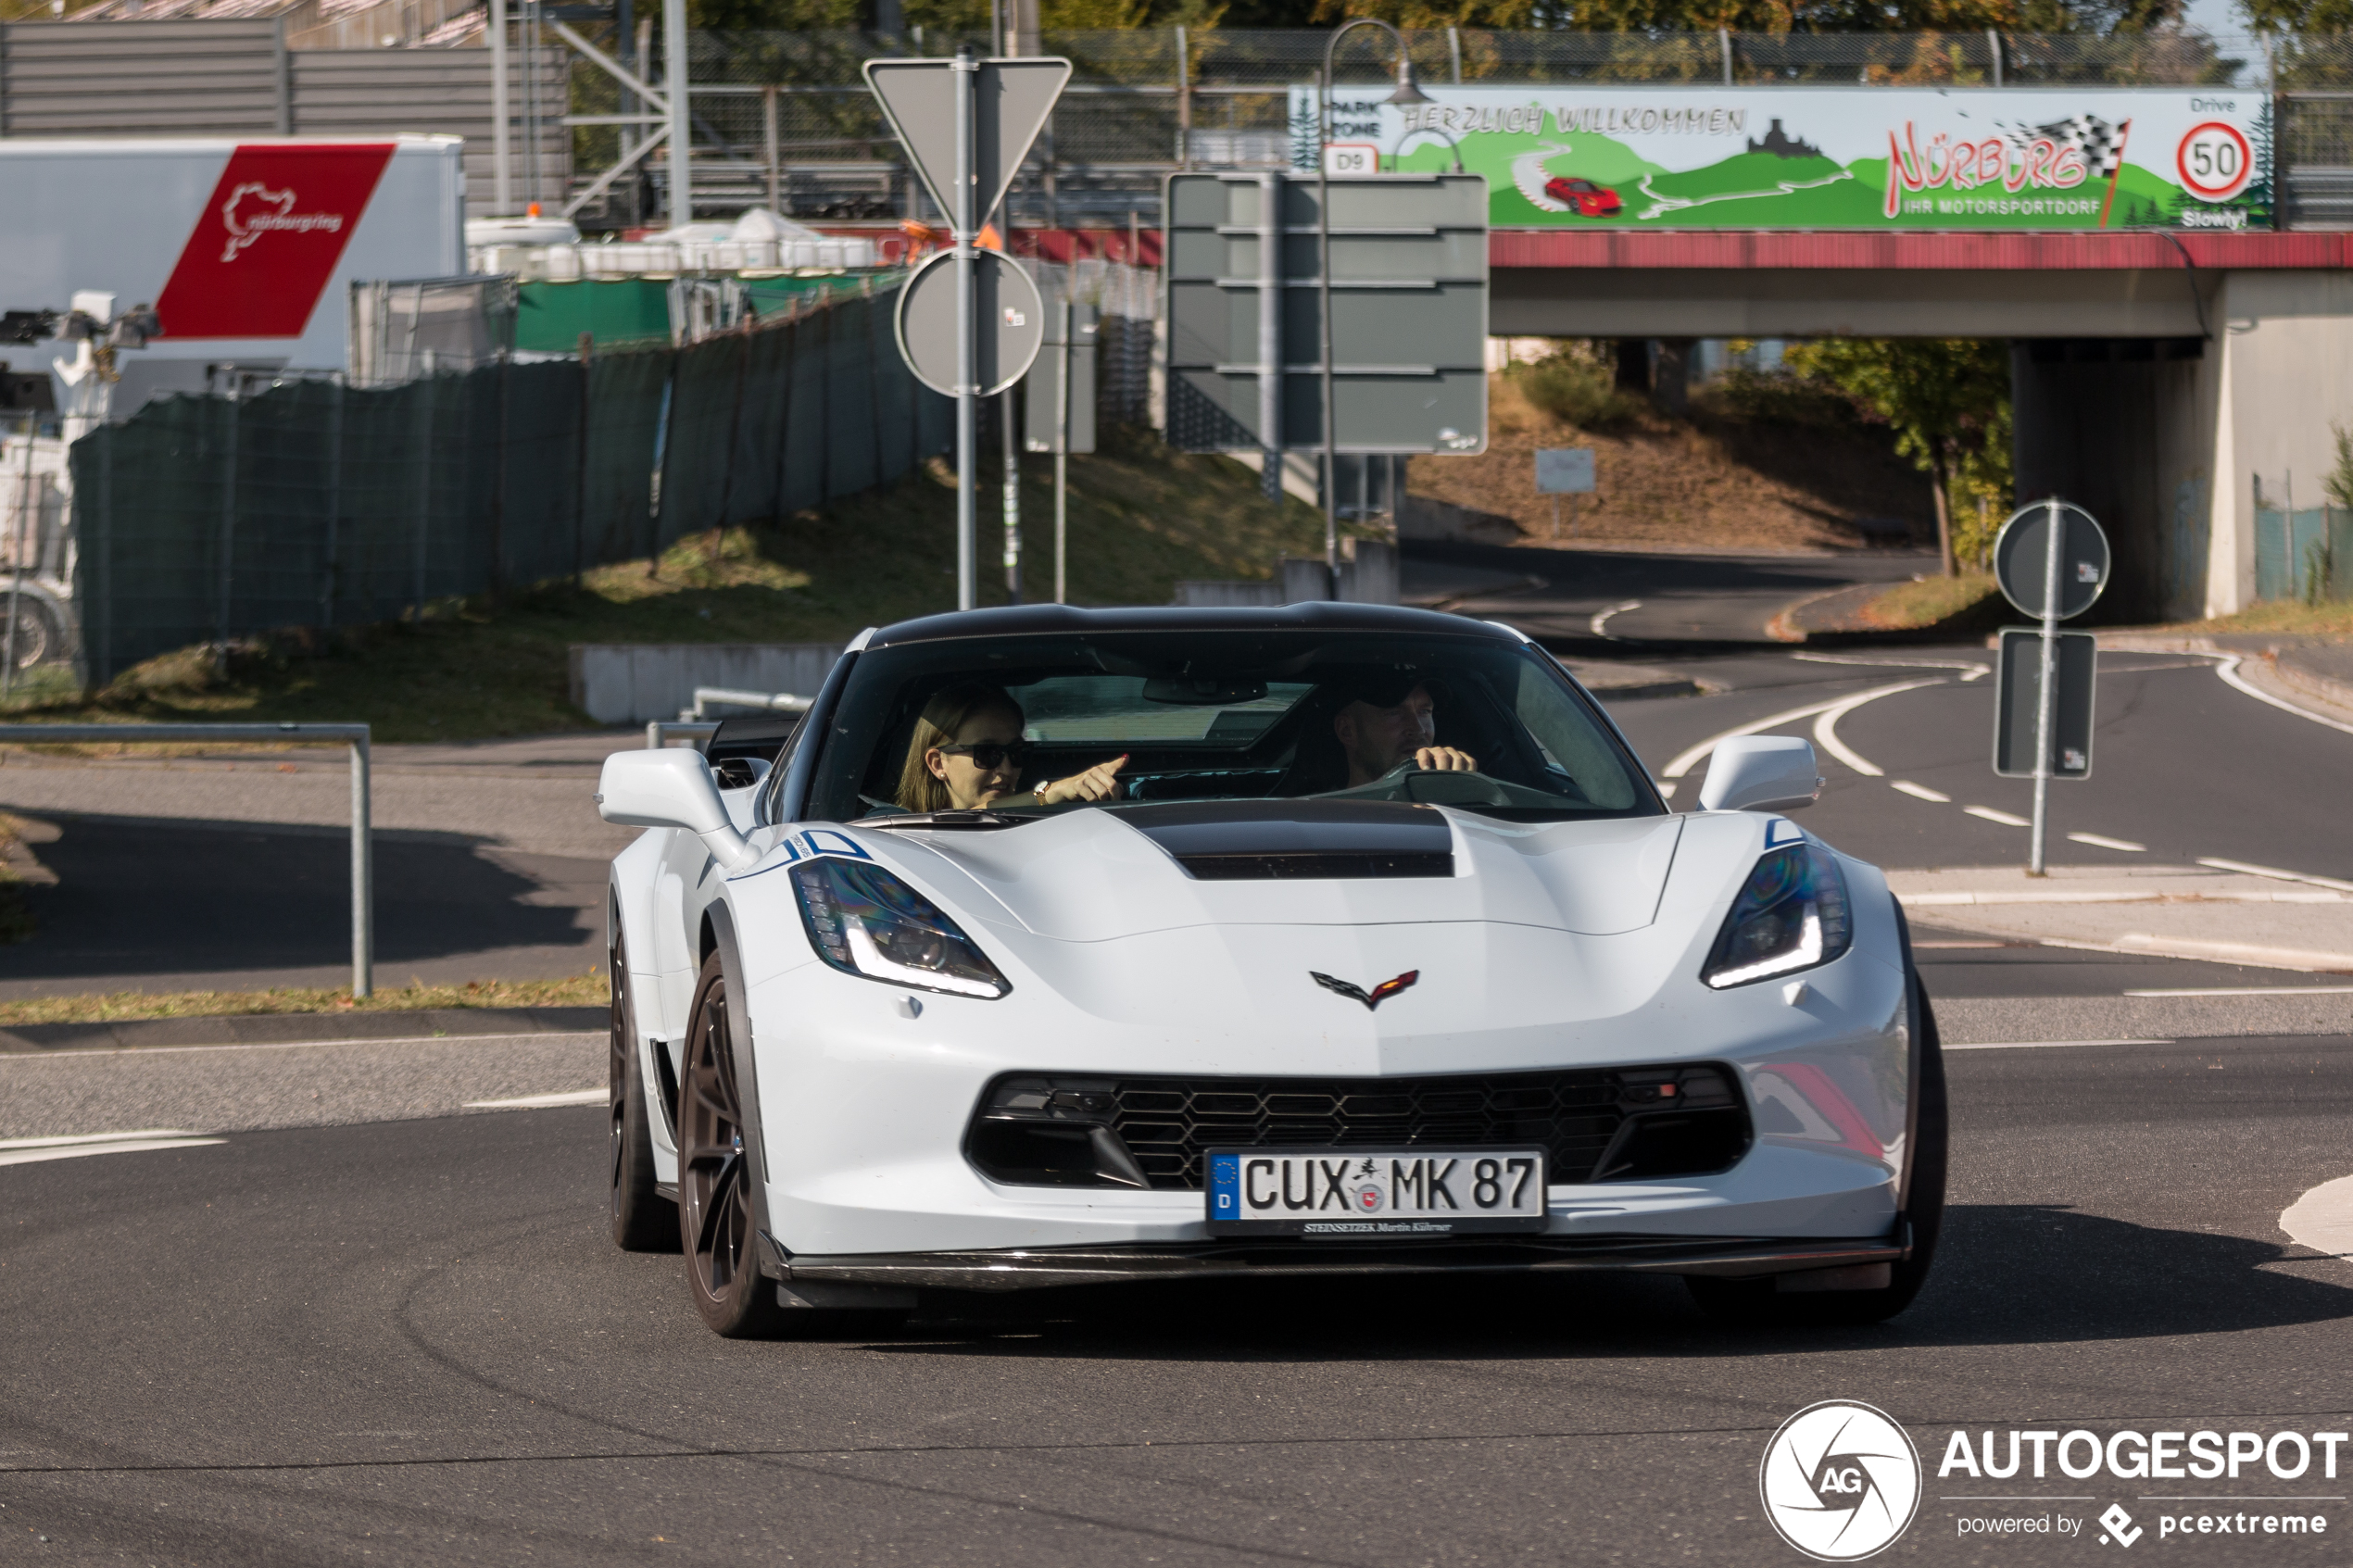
[864,56,1072,230]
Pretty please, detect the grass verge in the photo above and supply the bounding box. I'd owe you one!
[1856,571,2001,631]
[2188,601,2353,635]
[0,973,606,1028]
[0,428,1351,745]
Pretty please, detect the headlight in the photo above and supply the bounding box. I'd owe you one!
[790,859,1011,998]
[1701,840,1852,989]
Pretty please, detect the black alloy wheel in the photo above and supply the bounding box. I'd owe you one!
[677,952,786,1336]
[608,929,674,1252]
[1687,971,1948,1328]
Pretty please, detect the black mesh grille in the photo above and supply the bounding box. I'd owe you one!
[1018,1069,1647,1191]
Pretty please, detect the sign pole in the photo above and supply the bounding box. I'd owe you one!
[952,46,976,611]
[2028,496,2062,877]
[1054,296,1070,604]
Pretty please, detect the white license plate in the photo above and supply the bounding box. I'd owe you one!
[1205,1148,1548,1237]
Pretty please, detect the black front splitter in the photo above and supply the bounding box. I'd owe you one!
[774,1232,1906,1293]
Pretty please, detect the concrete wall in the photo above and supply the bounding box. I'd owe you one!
[2208,271,2353,616]
[2010,340,2218,623]
[2011,275,2353,621]
[569,644,846,725]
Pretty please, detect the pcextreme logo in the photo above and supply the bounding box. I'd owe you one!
[1760,1400,1924,1562]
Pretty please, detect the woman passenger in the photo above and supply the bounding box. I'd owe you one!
[894,682,1126,812]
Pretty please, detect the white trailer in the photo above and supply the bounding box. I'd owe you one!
[0,135,465,417]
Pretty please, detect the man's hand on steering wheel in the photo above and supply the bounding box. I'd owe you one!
[1408,746,1478,773]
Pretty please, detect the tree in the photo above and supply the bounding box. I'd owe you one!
[1782,339,2010,576]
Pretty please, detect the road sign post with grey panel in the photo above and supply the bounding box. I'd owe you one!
[1535,447,1594,538]
[1163,171,1488,460]
[1989,497,2109,876]
[1994,629,2097,779]
[865,51,1070,612]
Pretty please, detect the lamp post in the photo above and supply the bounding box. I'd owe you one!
[1318,19,1428,595]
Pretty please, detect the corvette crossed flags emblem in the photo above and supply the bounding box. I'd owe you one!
[1309,970,1419,1010]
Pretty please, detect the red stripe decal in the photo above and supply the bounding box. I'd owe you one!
[154,143,396,341]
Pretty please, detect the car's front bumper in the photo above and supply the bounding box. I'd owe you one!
[772,1226,1913,1293]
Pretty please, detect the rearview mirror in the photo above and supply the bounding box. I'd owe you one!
[597,749,761,872]
[1695,735,1823,813]
[1141,675,1267,706]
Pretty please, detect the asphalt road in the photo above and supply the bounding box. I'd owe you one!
[4,1035,2348,1566]
[6,580,2353,1564]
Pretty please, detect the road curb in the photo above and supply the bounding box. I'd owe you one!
[0,1005,607,1056]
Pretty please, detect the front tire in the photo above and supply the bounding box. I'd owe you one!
[1687,973,1947,1327]
[608,930,673,1252]
[678,952,787,1336]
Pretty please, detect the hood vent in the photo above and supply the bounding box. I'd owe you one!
[1118,800,1454,883]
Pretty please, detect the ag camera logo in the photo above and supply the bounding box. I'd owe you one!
[1760,1400,1922,1561]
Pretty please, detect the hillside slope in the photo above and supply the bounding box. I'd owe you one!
[1406,370,1937,554]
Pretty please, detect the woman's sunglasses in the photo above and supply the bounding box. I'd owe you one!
[935,741,1027,771]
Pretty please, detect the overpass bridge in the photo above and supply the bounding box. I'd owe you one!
[1491,229,2353,623]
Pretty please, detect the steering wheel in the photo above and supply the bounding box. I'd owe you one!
[1326,759,1517,808]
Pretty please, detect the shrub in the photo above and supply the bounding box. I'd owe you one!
[1509,350,1644,431]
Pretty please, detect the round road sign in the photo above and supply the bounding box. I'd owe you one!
[2177,120,2253,203]
[893,248,1045,399]
[1993,500,2110,621]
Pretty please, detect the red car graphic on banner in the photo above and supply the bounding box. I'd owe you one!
[1542,175,1623,216]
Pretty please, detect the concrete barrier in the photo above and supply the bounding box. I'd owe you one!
[569,643,846,724]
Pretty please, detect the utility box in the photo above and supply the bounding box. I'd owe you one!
[1024,301,1098,457]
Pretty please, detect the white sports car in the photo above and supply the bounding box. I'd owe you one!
[597,605,1945,1336]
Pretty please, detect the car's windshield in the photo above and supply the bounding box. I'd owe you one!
[803,629,1661,824]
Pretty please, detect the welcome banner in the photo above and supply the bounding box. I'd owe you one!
[1294,85,2272,231]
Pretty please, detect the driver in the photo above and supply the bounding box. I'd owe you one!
[1332,674,1478,786]
[894,682,1126,812]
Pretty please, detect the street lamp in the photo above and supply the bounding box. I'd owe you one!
[1318,19,1429,592]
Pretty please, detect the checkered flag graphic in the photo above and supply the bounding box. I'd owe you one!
[2005,114,2128,178]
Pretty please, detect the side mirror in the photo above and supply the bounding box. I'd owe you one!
[1696,735,1823,813]
[597,749,761,872]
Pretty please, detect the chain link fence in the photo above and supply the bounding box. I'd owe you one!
[69,276,949,684]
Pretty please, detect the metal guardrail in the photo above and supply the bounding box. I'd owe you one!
[644,721,720,749]
[681,686,814,721]
[0,722,373,997]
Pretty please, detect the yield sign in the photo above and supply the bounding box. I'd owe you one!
[863,56,1072,228]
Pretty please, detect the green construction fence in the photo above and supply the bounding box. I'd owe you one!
[70,275,950,684]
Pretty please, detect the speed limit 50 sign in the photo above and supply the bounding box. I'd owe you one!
[2178,119,2253,202]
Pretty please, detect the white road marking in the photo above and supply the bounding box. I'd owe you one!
[1657,679,1946,784]
[2068,832,2148,852]
[1793,651,1991,682]
[2211,653,2353,738]
[0,1128,204,1148]
[2196,857,2353,895]
[1589,599,1642,639]
[2282,1173,2353,1259]
[1891,781,1951,802]
[2124,986,2353,997]
[2111,934,2353,972]
[1944,1039,2171,1051]
[1808,680,1948,779]
[6,1031,604,1062]
[463,1089,605,1110]
[1963,806,2032,827]
[0,1133,223,1167]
